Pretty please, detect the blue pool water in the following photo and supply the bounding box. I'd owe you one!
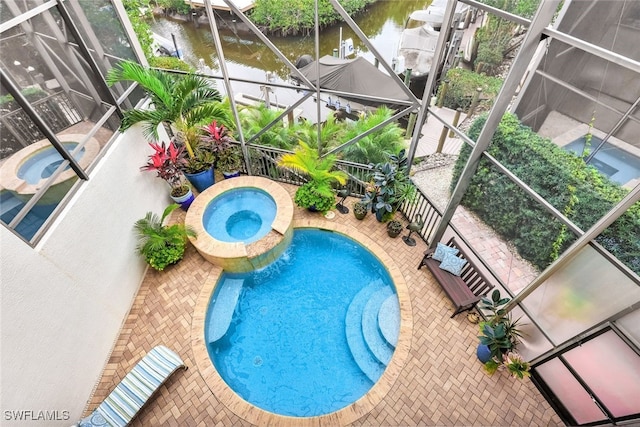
[17,143,85,185]
[564,136,640,185]
[202,188,276,243]
[205,229,398,417]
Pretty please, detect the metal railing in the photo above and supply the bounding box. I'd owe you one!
[0,91,82,159]
[238,142,373,197]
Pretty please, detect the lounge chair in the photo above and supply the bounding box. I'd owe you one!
[77,345,187,427]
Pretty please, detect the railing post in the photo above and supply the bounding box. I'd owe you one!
[449,108,462,137]
[436,125,448,154]
[436,79,450,108]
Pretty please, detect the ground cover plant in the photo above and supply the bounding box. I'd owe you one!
[453,113,640,274]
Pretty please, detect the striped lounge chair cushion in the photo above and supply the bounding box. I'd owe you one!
[79,346,185,427]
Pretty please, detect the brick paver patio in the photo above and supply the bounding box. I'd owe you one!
[86,183,563,426]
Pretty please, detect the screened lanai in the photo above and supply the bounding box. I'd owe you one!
[1,0,639,426]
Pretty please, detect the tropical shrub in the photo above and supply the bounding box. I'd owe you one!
[134,204,196,271]
[148,56,194,72]
[452,113,640,273]
[239,105,296,150]
[251,0,375,35]
[340,106,406,164]
[278,141,348,213]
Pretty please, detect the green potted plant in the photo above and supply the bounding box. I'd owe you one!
[201,121,242,178]
[106,61,231,192]
[364,149,416,222]
[278,142,348,214]
[476,290,530,379]
[386,219,403,237]
[140,141,194,210]
[134,203,197,271]
[353,200,368,220]
[216,146,243,178]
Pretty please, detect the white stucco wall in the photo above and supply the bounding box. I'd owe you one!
[1,125,171,426]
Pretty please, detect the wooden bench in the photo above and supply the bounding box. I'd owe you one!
[418,237,494,318]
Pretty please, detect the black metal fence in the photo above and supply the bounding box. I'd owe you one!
[0,92,82,159]
[242,142,445,245]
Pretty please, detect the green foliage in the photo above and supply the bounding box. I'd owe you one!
[387,220,403,236]
[239,105,296,150]
[294,182,336,213]
[122,0,154,60]
[148,56,195,72]
[106,61,228,142]
[363,149,416,221]
[453,113,639,274]
[0,87,48,110]
[157,0,192,15]
[251,0,375,35]
[216,146,243,173]
[438,68,503,111]
[239,105,406,165]
[279,141,348,213]
[340,106,407,164]
[477,289,530,379]
[134,204,197,271]
[353,200,368,219]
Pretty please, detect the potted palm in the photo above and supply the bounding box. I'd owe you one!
[278,142,348,214]
[134,203,197,271]
[141,141,194,210]
[106,61,232,192]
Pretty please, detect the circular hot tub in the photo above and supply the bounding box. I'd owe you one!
[185,176,294,272]
[0,134,100,203]
[202,188,277,244]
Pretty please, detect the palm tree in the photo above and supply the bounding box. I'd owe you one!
[293,112,344,154]
[106,60,231,158]
[278,142,348,213]
[134,203,197,271]
[341,106,406,164]
[239,105,295,150]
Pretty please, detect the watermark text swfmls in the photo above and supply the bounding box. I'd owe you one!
[4,410,70,421]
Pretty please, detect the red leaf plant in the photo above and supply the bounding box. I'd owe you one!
[200,120,233,154]
[141,141,187,190]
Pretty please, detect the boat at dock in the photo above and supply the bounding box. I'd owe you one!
[393,0,472,88]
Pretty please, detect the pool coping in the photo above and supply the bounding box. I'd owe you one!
[185,176,295,272]
[191,218,414,427]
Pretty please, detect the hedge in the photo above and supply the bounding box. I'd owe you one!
[452,113,639,274]
[250,0,375,35]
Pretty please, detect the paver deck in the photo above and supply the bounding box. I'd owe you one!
[85,183,563,426]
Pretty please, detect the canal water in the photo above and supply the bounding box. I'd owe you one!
[150,1,430,120]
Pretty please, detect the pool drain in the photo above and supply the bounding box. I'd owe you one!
[253,356,263,366]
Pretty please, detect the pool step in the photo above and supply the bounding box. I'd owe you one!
[378,295,400,348]
[207,278,244,343]
[361,287,395,365]
[345,281,385,383]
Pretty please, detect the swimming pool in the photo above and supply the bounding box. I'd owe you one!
[205,229,400,417]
